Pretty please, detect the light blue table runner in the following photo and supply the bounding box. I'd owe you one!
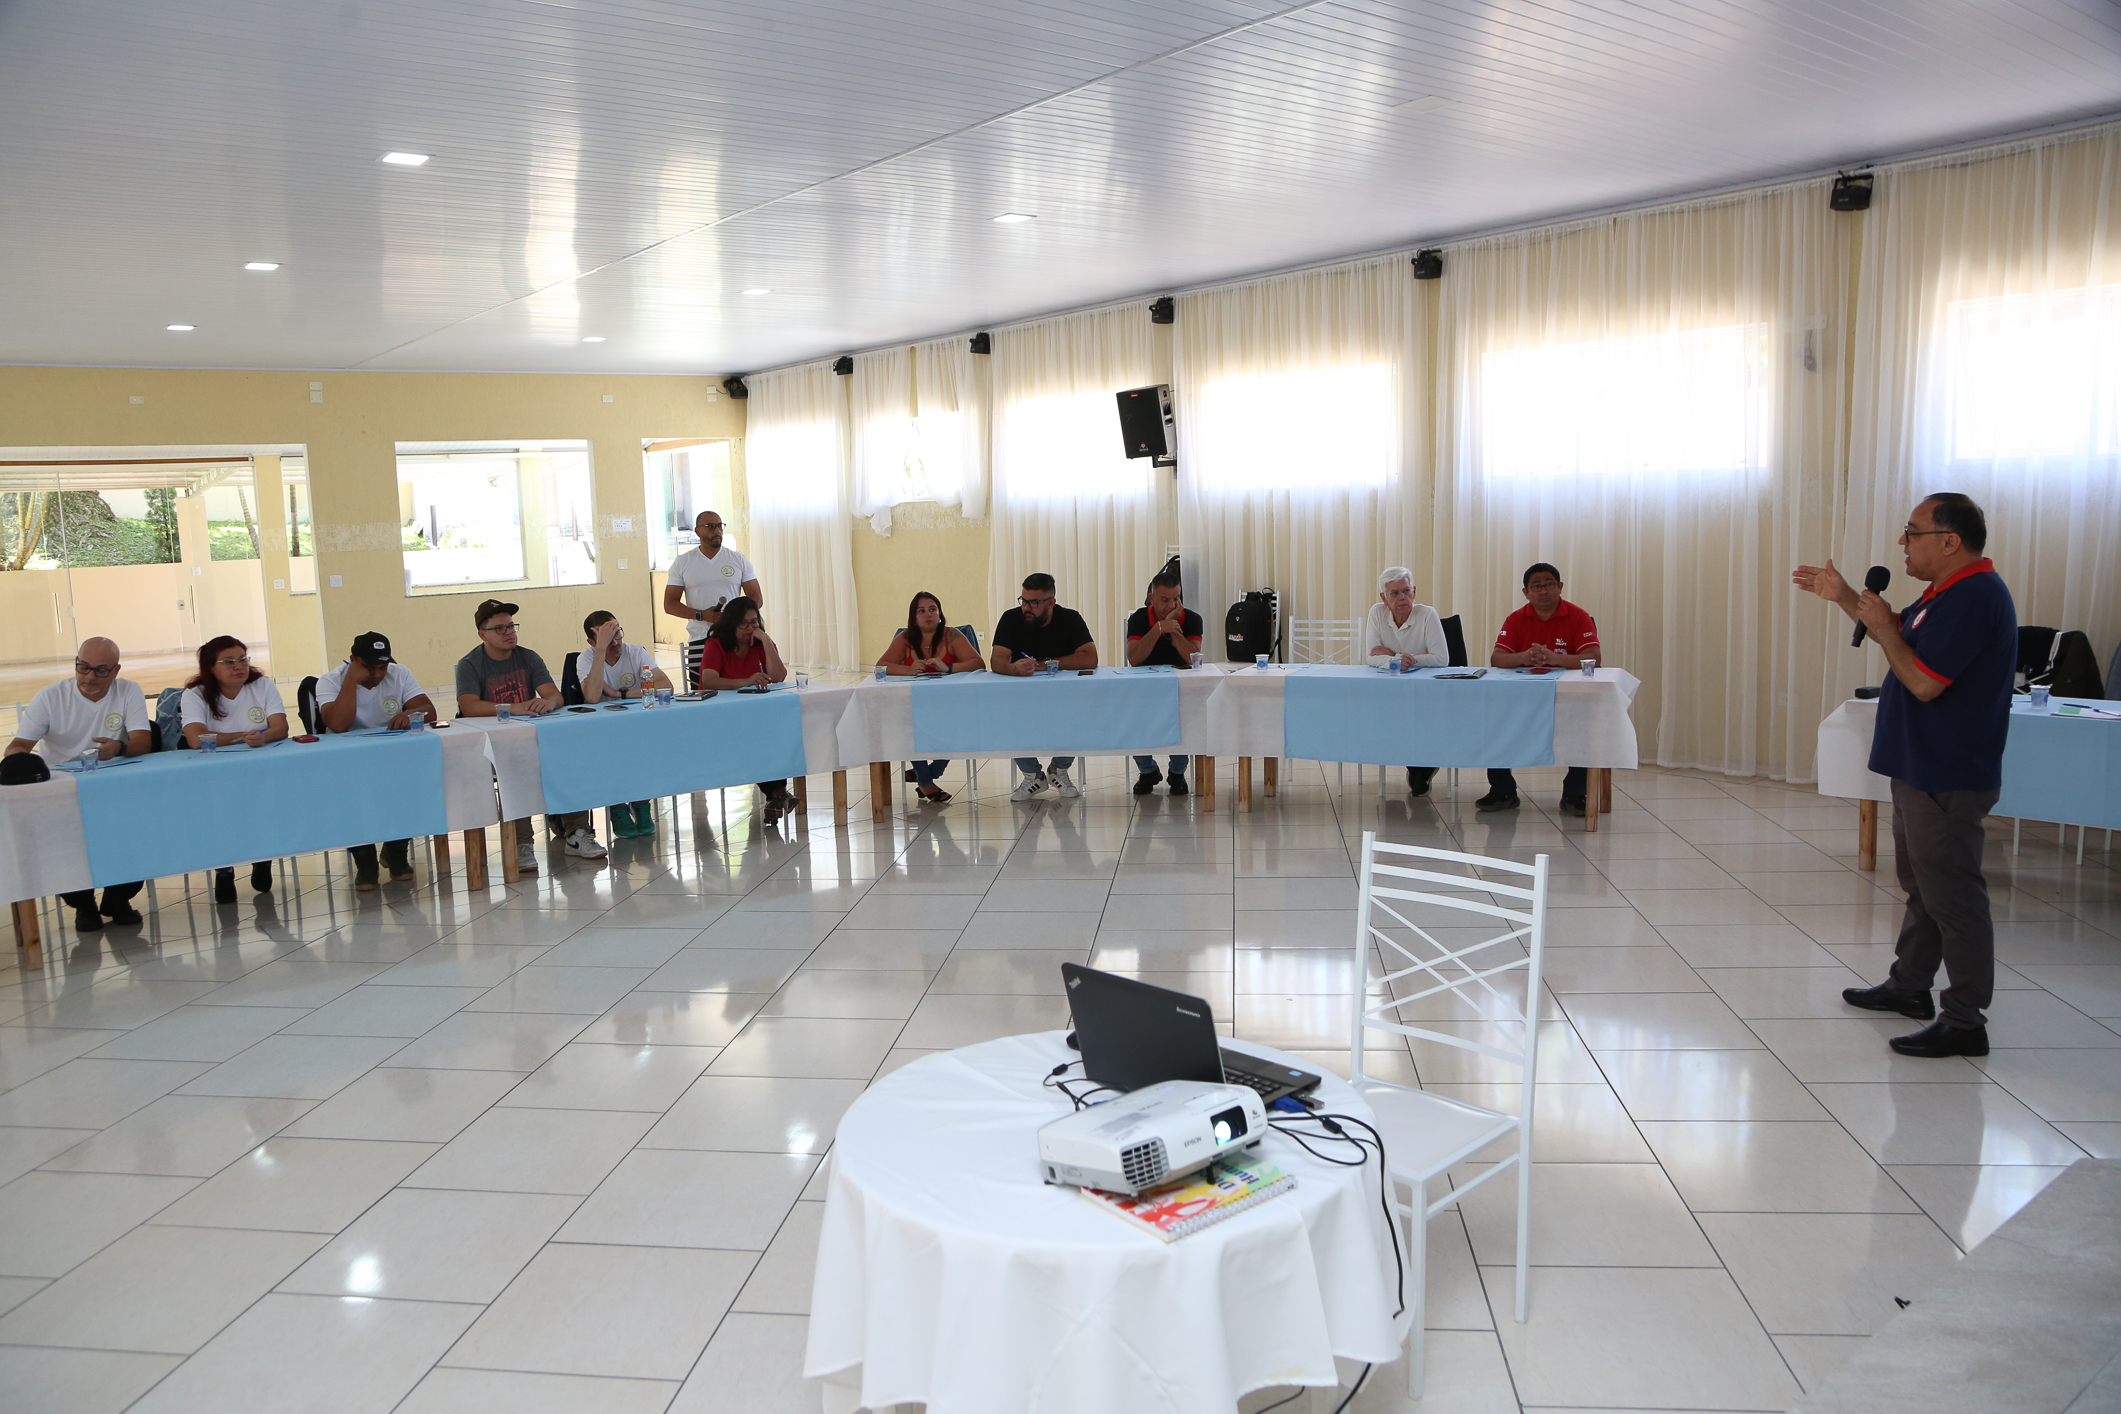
[910,667,1183,753]
[1994,699,2121,829]
[533,693,807,810]
[74,730,449,886]
[1282,666,1559,767]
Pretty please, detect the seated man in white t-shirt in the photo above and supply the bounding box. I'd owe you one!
[316,631,437,891]
[182,633,290,904]
[3,636,152,932]
[662,509,763,690]
[574,610,674,839]
[1365,567,1449,797]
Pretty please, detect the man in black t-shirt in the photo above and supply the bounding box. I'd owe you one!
[1125,567,1203,796]
[990,572,1097,800]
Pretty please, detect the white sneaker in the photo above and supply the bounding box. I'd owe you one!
[1050,766,1081,799]
[1010,771,1049,802]
[514,843,539,874]
[563,828,607,859]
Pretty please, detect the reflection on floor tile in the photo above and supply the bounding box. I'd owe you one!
[3,761,2113,1410]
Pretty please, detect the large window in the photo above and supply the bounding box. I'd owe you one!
[396,440,597,596]
[1481,323,1771,479]
[283,461,316,594]
[1946,284,2121,462]
[997,392,1145,501]
[643,439,733,571]
[1196,365,1394,491]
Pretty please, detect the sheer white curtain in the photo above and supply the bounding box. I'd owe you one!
[852,348,914,536]
[1435,187,1851,779]
[1176,256,1418,659]
[915,336,991,519]
[745,362,860,672]
[988,304,1157,651]
[1848,125,2121,679]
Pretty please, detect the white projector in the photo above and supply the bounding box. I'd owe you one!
[1038,1080,1268,1193]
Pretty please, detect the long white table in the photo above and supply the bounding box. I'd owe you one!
[7,671,1642,958]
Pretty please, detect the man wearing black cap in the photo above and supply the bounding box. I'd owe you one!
[455,599,604,871]
[317,632,437,890]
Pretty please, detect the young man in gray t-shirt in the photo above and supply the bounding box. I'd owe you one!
[454,599,605,870]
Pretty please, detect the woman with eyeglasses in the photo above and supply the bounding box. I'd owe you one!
[181,634,289,902]
[875,591,982,804]
[693,596,795,824]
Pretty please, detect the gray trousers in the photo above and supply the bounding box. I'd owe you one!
[1886,778,2000,1029]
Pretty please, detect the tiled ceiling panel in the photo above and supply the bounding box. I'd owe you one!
[1,0,2116,374]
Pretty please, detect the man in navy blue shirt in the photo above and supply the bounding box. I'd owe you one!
[1793,493,2016,1058]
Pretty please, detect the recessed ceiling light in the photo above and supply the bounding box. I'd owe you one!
[991,212,1036,224]
[1394,96,1452,113]
[244,262,281,272]
[379,151,431,166]
[740,288,771,296]
[166,324,195,332]
[580,336,606,343]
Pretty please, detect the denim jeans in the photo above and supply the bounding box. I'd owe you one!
[1014,757,1075,774]
[910,760,950,787]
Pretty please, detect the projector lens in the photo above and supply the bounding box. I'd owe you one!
[1211,1105,1248,1144]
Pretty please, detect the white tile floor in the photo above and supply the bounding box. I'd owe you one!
[2,758,2116,1414]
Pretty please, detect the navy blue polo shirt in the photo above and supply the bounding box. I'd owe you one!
[1868,559,2017,793]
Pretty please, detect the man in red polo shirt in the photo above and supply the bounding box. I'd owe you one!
[1483,562,1600,814]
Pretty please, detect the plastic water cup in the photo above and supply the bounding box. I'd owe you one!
[200,733,219,754]
[79,747,98,772]
[1188,652,1203,669]
[1043,659,1059,675]
[408,711,427,733]
[1255,654,1269,670]
[2030,684,2052,711]
[658,687,674,707]
[1581,658,1598,677]
[796,673,810,690]
[874,666,887,682]
[496,703,511,723]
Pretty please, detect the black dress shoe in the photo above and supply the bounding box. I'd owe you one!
[213,869,237,904]
[1889,1018,1989,1058]
[101,901,143,926]
[1167,773,1189,796]
[1842,983,1935,1020]
[251,861,274,893]
[1406,767,1433,797]
[74,905,103,933]
[1132,771,1161,796]
[1560,796,1587,817]
[1475,791,1520,813]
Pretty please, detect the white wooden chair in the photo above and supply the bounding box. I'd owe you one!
[1286,617,1362,795]
[1348,830,1548,1398]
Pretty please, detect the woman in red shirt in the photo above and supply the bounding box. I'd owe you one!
[696,597,795,824]
[875,591,984,804]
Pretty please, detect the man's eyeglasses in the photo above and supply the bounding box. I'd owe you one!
[1018,596,1055,608]
[1525,580,1561,592]
[482,621,520,634]
[1901,526,1953,538]
[215,656,251,667]
[73,661,118,678]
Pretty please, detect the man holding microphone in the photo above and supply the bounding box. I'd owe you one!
[1793,493,2015,1058]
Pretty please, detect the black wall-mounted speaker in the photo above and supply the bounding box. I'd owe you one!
[1411,249,1443,279]
[1117,384,1175,461]
[1830,174,1873,212]
[722,376,748,399]
[832,356,854,375]
[1149,297,1175,324]
[969,332,992,355]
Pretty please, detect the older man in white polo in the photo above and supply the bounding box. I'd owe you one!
[1364,566,1449,795]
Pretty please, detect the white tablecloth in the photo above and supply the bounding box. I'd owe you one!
[807,1031,1408,1414]
[0,774,92,899]
[1816,701,1892,804]
[1205,666,1642,767]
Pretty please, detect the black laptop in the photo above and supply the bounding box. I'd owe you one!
[1061,963,1322,1106]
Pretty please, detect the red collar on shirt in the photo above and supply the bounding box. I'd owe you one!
[1919,558,1994,602]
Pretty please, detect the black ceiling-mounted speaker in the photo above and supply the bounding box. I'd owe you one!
[1830,174,1873,212]
[1117,384,1175,464]
[722,376,748,399]
[1149,297,1175,324]
[969,331,992,355]
[832,356,854,375]
[1411,249,1444,280]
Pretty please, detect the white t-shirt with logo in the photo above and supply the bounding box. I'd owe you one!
[573,641,659,698]
[182,677,287,738]
[668,545,758,642]
[19,677,150,764]
[315,661,427,731]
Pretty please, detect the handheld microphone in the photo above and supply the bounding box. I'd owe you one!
[1852,566,1891,646]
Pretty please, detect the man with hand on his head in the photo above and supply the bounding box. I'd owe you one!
[4,637,151,931]
[1126,567,1202,796]
[1366,567,1449,795]
[664,509,762,690]
[1483,562,1600,815]
[317,632,435,889]
[991,572,1097,801]
[456,599,604,871]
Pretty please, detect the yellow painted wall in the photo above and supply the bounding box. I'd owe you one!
[0,367,743,694]
[849,501,992,659]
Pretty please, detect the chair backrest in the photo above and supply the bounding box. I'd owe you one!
[558,651,585,706]
[2048,630,2105,700]
[2018,625,2058,687]
[1350,831,1549,1108]
[954,623,982,658]
[1288,617,1361,666]
[295,675,321,735]
[153,686,187,752]
[1439,613,1468,668]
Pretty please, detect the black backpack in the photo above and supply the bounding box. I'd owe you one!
[1224,589,1279,662]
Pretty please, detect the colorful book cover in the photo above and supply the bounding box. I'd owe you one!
[1080,1151,1295,1241]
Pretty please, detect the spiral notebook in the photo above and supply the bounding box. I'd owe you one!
[1079,1152,1294,1241]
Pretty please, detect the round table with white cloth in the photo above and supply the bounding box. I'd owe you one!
[804,1031,1409,1414]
